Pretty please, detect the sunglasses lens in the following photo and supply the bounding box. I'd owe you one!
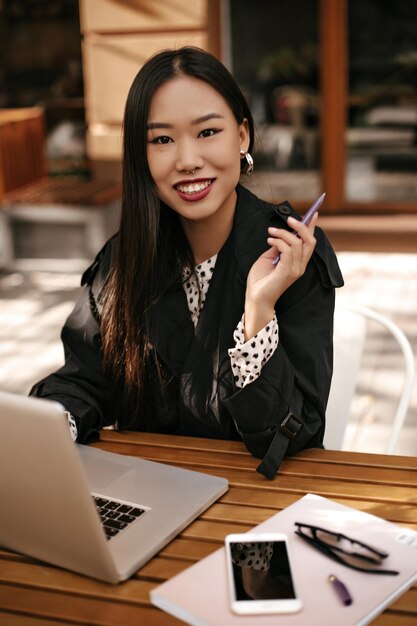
[303,527,383,567]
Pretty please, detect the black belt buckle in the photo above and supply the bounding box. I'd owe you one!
[280,412,303,439]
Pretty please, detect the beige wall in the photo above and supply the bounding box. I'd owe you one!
[79,0,219,161]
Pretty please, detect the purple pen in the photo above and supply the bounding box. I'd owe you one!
[272,192,326,266]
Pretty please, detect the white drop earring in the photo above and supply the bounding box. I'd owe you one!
[240,150,254,175]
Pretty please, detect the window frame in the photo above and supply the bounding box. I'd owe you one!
[219,0,417,215]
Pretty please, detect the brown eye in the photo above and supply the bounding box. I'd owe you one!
[199,128,220,138]
[152,135,172,144]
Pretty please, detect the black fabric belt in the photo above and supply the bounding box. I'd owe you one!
[256,412,304,480]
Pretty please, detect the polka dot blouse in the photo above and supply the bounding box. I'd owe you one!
[66,411,78,441]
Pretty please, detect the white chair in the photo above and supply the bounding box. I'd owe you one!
[325,301,415,454]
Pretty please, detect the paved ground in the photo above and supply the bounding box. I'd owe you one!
[1,250,416,457]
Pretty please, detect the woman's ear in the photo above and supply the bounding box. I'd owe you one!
[239,118,250,152]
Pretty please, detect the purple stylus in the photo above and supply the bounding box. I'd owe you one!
[272,192,326,266]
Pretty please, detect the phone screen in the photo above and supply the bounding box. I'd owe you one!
[228,539,297,602]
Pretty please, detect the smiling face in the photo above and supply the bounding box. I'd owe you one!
[146,75,249,230]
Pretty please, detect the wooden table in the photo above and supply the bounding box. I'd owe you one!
[1,432,416,625]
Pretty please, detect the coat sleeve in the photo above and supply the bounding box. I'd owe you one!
[29,244,114,444]
[222,230,342,478]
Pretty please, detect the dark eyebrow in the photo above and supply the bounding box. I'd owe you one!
[147,113,224,131]
[147,122,172,130]
[191,113,224,125]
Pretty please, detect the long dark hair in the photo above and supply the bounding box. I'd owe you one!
[101,46,255,429]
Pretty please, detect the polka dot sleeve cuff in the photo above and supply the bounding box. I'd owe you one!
[228,313,279,389]
[65,411,78,442]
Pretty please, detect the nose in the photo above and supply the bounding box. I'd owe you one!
[175,137,204,174]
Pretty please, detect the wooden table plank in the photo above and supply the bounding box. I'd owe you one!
[0,560,153,604]
[374,616,417,626]
[389,587,417,613]
[220,488,417,524]
[158,538,219,562]
[180,519,252,541]
[201,500,417,532]
[0,613,80,626]
[137,557,194,582]
[0,585,180,626]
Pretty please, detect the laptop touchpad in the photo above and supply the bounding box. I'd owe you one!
[77,445,131,490]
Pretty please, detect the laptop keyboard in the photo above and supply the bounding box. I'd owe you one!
[93,495,146,540]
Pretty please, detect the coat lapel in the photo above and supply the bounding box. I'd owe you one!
[146,285,194,375]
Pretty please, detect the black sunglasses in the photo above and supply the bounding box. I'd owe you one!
[294,522,399,576]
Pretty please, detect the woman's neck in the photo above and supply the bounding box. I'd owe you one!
[180,192,237,266]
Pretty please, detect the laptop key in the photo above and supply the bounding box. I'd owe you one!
[104,519,128,530]
[104,526,119,539]
[119,513,136,524]
[94,497,109,507]
[98,506,109,516]
[105,501,120,511]
[130,508,145,517]
[117,504,133,514]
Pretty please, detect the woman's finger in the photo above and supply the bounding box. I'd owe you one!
[267,226,303,249]
[287,213,318,240]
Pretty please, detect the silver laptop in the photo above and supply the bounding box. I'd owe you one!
[0,391,228,583]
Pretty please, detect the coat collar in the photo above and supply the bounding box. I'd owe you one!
[233,184,344,289]
[231,184,297,277]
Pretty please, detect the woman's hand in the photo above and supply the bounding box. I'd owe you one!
[244,214,318,340]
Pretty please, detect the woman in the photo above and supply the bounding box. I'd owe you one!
[31,47,343,479]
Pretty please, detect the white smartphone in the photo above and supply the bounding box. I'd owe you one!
[225,532,303,615]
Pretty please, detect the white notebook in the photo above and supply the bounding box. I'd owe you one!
[151,493,417,626]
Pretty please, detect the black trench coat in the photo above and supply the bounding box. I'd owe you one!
[31,185,344,478]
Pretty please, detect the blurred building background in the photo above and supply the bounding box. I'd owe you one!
[0,0,416,455]
[1,0,417,227]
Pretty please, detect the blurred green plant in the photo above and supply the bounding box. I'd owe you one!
[256,43,318,83]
